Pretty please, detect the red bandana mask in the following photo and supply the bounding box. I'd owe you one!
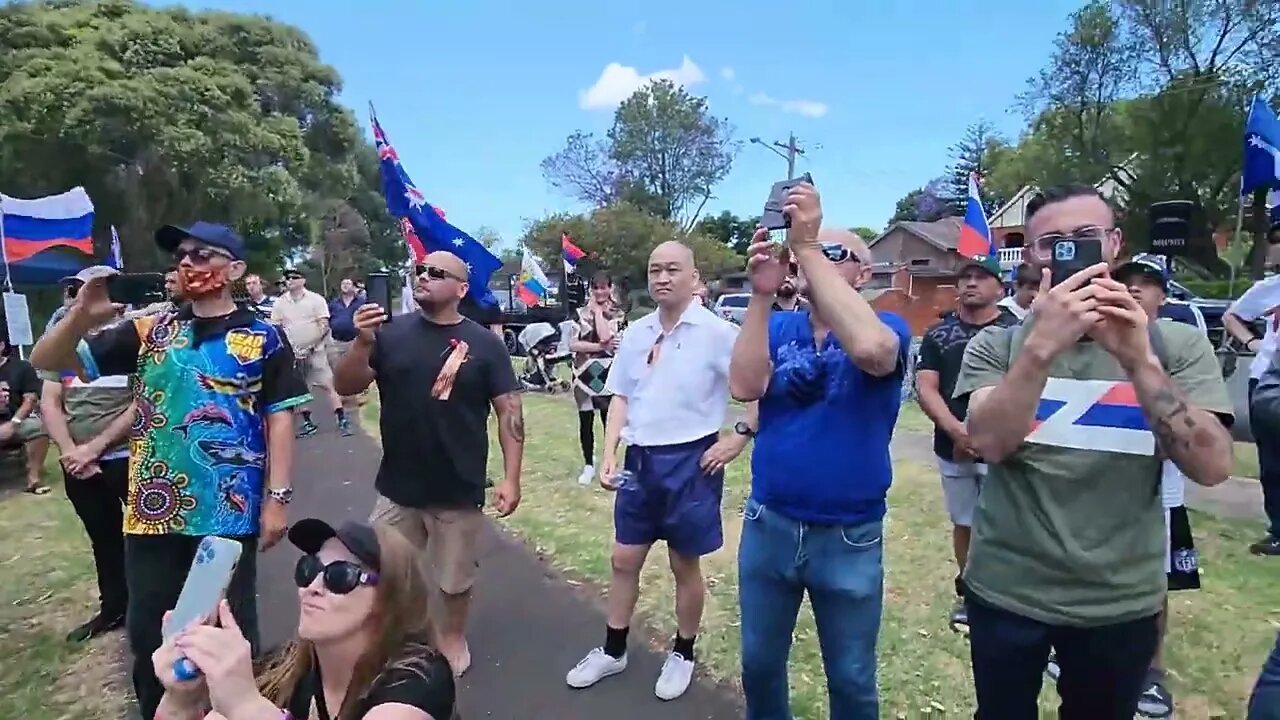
[177,266,229,298]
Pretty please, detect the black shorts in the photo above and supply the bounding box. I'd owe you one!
[1167,505,1201,592]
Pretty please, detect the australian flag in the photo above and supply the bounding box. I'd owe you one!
[370,105,501,306]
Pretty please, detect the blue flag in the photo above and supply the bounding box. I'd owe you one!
[370,107,501,306]
[1243,95,1280,196]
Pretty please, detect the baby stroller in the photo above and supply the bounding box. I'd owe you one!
[517,322,572,394]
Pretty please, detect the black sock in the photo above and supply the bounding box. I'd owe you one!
[955,575,966,598]
[603,625,628,659]
[301,410,313,423]
[335,408,346,421]
[673,634,696,662]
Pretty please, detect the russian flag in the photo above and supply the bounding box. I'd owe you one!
[956,173,995,258]
[561,232,586,274]
[1,187,95,264]
[516,250,551,306]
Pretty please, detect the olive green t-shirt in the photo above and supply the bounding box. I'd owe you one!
[953,318,1232,627]
[38,370,133,457]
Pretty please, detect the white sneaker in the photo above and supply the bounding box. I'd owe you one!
[566,647,627,688]
[578,465,595,486]
[654,652,695,701]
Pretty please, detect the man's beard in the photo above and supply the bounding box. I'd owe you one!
[778,284,797,299]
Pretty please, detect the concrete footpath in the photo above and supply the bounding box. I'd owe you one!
[254,415,743,719]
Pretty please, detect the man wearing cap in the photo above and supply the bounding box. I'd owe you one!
[1113,256,1207,718]
[37,267,135,643]
[44,275,83,335]
[915,254,1018,634]
[30,222,310,720]
[272,269,350,437]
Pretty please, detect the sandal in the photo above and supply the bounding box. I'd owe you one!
[25,483,51,496]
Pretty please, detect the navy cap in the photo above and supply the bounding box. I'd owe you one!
[1114,257,1168,290]
[288,518,382,571]
[155,222,246,260]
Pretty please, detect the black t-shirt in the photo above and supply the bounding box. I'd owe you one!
[275,645,455,720]
[916,309,1019,459]
[372,314,519,508]
[0,356,39,421]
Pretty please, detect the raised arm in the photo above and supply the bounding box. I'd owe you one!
[783,185,898,376]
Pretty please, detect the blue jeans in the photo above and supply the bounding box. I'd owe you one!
[737,498,883,720]
[1250,631,1280,719]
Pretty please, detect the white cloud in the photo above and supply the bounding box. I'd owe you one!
[578,55,706,110]
[720,66,735,80]
[748,92,829,118]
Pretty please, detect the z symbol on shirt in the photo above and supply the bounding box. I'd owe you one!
[1029,378,1154,456]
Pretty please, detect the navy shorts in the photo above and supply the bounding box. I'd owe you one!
[614,433,724,556]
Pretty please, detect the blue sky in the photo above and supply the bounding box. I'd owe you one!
[175,0,1083,248]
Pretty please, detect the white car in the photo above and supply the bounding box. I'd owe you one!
[713,293,750,325]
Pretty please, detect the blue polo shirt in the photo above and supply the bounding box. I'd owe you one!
[328,295,362,342]
[750,310,911,525]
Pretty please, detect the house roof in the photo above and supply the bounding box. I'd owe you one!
[987,152,1143,229]
[869,216,962,253]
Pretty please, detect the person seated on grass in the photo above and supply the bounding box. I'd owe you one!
[152,519,456,720]
[0,332,51,495]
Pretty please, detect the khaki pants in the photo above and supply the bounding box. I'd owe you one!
[369,496,482,595]
[325,340,360,409]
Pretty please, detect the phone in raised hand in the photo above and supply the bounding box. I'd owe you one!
[366,272,393,324]
[1049,236,1105,287]
[761,172,815,231]
[164,537,243,680]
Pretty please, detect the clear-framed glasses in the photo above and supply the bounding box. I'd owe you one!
[1029,226,1114,260]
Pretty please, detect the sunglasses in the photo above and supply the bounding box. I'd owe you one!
[417,265,468,283]
[646,333,665,366]
[173,247,233,264]
[819,242,857,264]
[294,554,378,594]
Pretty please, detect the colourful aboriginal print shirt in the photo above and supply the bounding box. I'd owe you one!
[78,305,309,536]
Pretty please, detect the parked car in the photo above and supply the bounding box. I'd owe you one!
[713,293,750,325]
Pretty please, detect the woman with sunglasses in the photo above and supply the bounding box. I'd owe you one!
[151,519,456,720]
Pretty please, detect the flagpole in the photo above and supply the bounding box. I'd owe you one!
[0,196,11,293]
[1228,195,1246,297]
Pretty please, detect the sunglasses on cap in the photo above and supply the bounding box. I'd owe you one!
[294,554,378,594]
[173,247,234,264]
[417,264,468,283]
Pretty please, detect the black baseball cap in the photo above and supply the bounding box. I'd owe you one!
[155,221,246,260]
[282,268,305,280]
[288,518,382,571]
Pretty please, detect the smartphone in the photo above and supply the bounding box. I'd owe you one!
[761,172,815,231]
[1049,236,1105,286]
[366,272,393,323]
[162,536,243,640]
[106,273,167,305]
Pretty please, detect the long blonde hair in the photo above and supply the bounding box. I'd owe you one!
[256,524,447,719]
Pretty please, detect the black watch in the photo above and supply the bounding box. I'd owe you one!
[733,421,756,438]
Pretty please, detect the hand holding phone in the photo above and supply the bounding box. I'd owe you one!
[366,272,393,324]
[163,537,243,681]
[1049,236,1105,287]
[761,172,815,231]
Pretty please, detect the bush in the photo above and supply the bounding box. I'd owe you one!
[1177,279,1246,299]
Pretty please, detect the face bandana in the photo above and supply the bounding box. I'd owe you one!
[177,266,229,298]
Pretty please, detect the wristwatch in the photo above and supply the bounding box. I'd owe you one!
[267,487,294,505]
[733,421,756,438]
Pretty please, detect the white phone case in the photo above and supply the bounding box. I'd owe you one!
[162,536,243,639]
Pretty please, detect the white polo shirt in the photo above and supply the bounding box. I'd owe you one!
[1229,274,1280,379]
[605,302,739,447]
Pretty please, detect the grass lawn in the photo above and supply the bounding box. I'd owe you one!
[479,393,1277,719]
[0,456,130,720]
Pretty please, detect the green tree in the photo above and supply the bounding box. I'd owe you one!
[541,80,738,229]
[472,225,503,249]
[888,179,951,225]
[694,211,758,254]
[850,226,880,242]
[943,120,1010,217]
[520,203,742,288]
[0,0,400,274]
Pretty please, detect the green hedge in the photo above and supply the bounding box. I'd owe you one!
[1176,279,1247,299]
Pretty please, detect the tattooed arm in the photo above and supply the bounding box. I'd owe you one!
[1127,353,1233,487]
[492,390,525,492]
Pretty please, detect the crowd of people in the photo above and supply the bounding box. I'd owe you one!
[5,177,1278,720]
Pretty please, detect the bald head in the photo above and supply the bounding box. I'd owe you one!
[816,228,872,264]
[649,241,694,267]
[425,250,468,279]
[647,241,698,308]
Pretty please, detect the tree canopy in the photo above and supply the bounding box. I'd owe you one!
[0,0,402,278]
